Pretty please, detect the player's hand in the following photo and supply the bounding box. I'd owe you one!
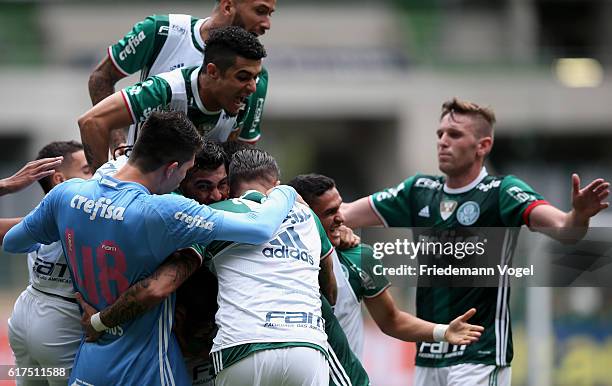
[336,225,361,250]
[571,174,610,220]
[75,292,103,342]
[445,308,484,345]
[0,157,63,196]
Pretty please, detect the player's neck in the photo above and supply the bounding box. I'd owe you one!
[201,13,230,42]
[233,181,274,197]
[199,74,223,112]
[113,163,157,194]
[445,164,486,190]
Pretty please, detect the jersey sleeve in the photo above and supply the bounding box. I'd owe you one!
[498,175,548,227]
[215,186,297,244]
[144,194,224,260]
[236,67,268,143]
[4,185,66,253]
[108,15,162,76]
[369,176,416,227]
[360,244,391,298]
[121,76,172,124]
[312,210,334,260]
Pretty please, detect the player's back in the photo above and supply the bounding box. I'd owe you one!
[55,175,200,385]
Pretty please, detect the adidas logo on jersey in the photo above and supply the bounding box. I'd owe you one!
[174,212,214,230]
[70,195,125,221]
[418,206,430,217]
[118,31,146,61]
[262,245,314,266]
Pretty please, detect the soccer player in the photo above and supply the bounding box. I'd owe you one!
[89,0,275,151]
[289,173,485,359]
[80,26,266,170]
[3,141,91,386]
[3,111,298,386]
[340,98,609,386]
[178,140,230,205]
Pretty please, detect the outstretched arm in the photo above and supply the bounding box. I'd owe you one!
[0,157,63,196]
[78,92,133,170]
[365,289,483,344]
[341,197,384,228]
[217,185,297,244]
[529,174,609,242]
[78,248,202,342]
[0,217,22,245]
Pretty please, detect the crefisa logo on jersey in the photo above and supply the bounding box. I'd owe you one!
[457,201,480,225]
[70,195,125,221]
[174,212,214,230]
[118,31,146,60]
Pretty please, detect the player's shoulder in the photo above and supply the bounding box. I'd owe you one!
[209,197,255,214]
[337,244,363,266]
[411,173,445,191]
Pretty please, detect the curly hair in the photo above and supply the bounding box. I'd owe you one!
[204,26,267,73]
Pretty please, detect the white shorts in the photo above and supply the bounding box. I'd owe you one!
[414,364,511,386]
[215,347,329,386]
[7,286,81,386]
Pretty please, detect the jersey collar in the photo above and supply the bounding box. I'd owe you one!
[193,18,208,53]
[98,174,150,194]
[443,167,488,194]
[190,67,222,115]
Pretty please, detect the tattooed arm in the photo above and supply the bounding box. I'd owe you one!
[76,248,202,341]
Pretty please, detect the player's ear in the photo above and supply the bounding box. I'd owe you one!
[51,172,65,186]
[275,180,280,186]
[220,0,236,16]
[477,136,493,158]
[206,63,220,80]
[165,161,180,178]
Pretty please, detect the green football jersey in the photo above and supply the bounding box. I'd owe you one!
[370,169,548,367]
[109,14,267,143]
[121,65,268,143]
[334,244,390,358]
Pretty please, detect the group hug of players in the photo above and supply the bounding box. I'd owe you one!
[1,1,609,385]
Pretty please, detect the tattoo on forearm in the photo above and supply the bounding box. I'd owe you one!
[99,251,200,327]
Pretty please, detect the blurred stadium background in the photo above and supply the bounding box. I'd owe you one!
[0,0,611,385]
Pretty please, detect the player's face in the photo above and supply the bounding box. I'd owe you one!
[216,57,261,116]
[180,164,229,205]
[436,113,481,178]
[233,0,276,36]
[310,187,345,247]
[62,150,93,180]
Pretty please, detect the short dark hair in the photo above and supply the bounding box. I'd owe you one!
[36,140,84,193]
[221,141,251,169]
[229,148,279,194]
[129,111,203,173]
[191,141,226,174]
[204,26,266,73]
[287,174,336,206]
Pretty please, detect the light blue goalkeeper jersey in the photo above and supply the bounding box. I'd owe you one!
[3,174,296,386]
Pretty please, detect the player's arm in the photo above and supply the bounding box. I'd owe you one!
[319,251,337,306]
[77,248,202,342]
[528,174,609,243]
[0,217,22,245]
[78,92,133,171]
[0,157,63,196]
[89,56,128,105]
[215,185,297,244]
[341,198,384,228]
[364,290,483,345]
